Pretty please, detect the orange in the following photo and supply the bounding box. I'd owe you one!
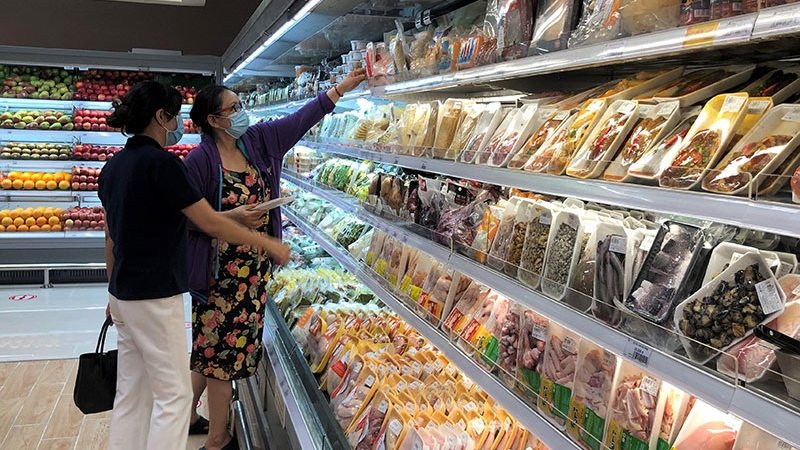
[45,181,57,190]
[48,216,60,226]
[51,224,62,232]
[29,225,40,232]
[31,173,43,182]
[6,171,19,179]
[5,225,15,232]
[43,210,53,219]
[34,180,46,190]
[19,172,32,182]
[40,224,51,232]
[20,208,32,219]
[42,174,54,182]
[8,209,19,219]
[0,217,10,227]
[25,217,35,227]
[52,208,63,216]
[17,225,28,232]
[52,173,64,182]
[11,179,23,190]
[58,180,70,190]
[33,207,44,216]
[13,217,24,227]
[22,180,34,190]
[36,217,47,226]
[0,225,4,232]
[1,179,11,190]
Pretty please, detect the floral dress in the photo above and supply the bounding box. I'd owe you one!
[191,164,271,381]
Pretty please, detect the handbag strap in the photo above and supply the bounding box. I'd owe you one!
[95,316,113,354]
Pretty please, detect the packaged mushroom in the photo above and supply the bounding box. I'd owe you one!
[566,341,620,450]
[502,200,538,277]
[547,99,608,175]
[508,109,570,169]
[516,309,549,401]
[604,361,665,450]
[603,101,681,182]
[567,100,641,179]
[517,204,555,289]
[487,198,523,272]
[541,210,585,301]
[628,108,702,183]
[538,322,581,429]
[592,223,629,326]
[675,253,787,363]
[564,212,602,313]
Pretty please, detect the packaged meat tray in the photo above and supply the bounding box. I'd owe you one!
[743,67,800,104]
[702,104,800,196]
[474,295,513,371]
[670,400,741,450]
[517,204,556,289]
[484,301,521,386]
[488,104,543,168]
[603,101,681,182]
[459,104,508,164]
[659,93,750,190]
[547,99,608,175]
[538,322,581,429]
[444,103,488,160]
[602,69,684,103]
[628,108,702,183]
[604,361,664,450]
[675,252,787,363]
[724,98,773,152]
[541,210,586,301]
[756,145,800,198]
[530,0,581,54]
[566,341,620,450]
[655,383,691,450]
[652,66,755,107]
[399,251,436,303]
[625,221,706,326]
[592,222,629,326]
[516,309,549,401]
[442,283,491,339]
[567,100,641,179]
[523,112,579,173]
[507,109,569,169]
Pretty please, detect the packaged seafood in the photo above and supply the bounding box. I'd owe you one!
[625,221,705,325]
[592,223,628,325]
[564,213,601,313]
[459,104,507,164]
[432,99,468,158]
[518,204,555,289]
[538,322,581,429]
[660,93,750,190]
[523,113,579,173]
[487,198,523,271]
[703,105,800,195]
[566,341,620,450]
[628,108,702,183]
[541,210,585,301]
[530,0,581,54]
[732,421,796,450]
[604,361,663,450]
[655,383,691,450]
[743,67,800,104]
[603,101,681,182]
[653,66,755,107]
[671,400,741,450]
[547,99,608,175]
[675,253,787,363]
[508,109,569,169]
[503,200,537,277]
[701,242,760,286]
[516,309,549,400]
[567,100,641,179]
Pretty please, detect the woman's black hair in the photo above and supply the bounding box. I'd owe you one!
[108,81,182,135]
[190,85,234,135]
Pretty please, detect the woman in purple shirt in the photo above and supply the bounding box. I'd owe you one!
[184,69,365,450]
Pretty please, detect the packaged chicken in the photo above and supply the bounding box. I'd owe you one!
[387,243,411,287]
[346,390,391,450]
[566,342,618,449]
[476,107,522,165]
[604,361,664,450]
[603,101,681,182]
[487,302,522,386]
[367,230,388,268]
[399,251,436,303]
[487,104,543,167]
[443,283,492,339]
[567,100,641,179]
[433,99,468,158]
[653,66,755,107]
[538,322,581,429]
[655,384,691,450]
[374,236,399,278]
[460,104,507,164]
[334,367,379,430]
[628,108,702,183]
[468,203,506,264]
[473,295,512,371]
[446,104,488,160]
[621,0,681,35]
[660,93,750,190]
[702,104,800,196]
[731,421,796,450]
[547,99,608,175]
[508,109,571,169]
[373,405,409,450]
[460,290,505,357]
[530,0,581,54]
[671,400,741,450]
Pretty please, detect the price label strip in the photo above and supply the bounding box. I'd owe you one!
[623,338,653,367]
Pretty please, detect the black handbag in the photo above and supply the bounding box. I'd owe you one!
[74,316,118,414]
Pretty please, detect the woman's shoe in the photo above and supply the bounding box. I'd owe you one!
[189,416,209,435]
[199,435,239,450]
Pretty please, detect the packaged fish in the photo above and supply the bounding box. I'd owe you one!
[659,93,750,190]
[567,100,641,179]
[566,341,620,450]
[547,99,608,175]
[538,322,581,429]
[628,108,702,183]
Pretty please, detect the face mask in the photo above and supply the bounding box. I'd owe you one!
[161,114,184,147]
[221,109,250,139]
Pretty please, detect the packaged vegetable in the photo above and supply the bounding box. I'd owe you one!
[603,101,681,182]
[702,104,800,196]
[538,322,581,429]
[509,109,571,169]
[671,400,741,450]
[547,99,608,175]
[460,104,507,164]
[566,341,620,450]
[530,0,581,54]
[604,362,664,450]
[567,100,641,179]
[628,108,702,182]
[659,93,750,190]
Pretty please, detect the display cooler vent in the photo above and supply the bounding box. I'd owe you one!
[50,268,107,284]
[0,265,107,286]
[0,270,45,286]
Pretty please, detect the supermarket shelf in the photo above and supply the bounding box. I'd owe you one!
[301,139,800,239]
[0,160,105,171]
[0,190,99,202]
[0,129,201,145]
[0,231,104,249]
[248,89,376,117]
[283,173,800,448]
[0,98,194,114]
[282,207,581,450]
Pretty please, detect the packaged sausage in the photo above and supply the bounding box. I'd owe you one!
[592,222,629,325]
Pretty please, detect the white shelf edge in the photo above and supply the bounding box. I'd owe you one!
[0,129,200,145]
[0,98,193,114]
[283,172,800,448]
[249,90,373,115]
[282,207,581,450]
[301,140,800,239]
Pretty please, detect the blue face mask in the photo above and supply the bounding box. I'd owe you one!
[163,114,184,147]
[221,109,250,139]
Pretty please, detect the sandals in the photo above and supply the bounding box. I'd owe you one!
[199,437,239,450]
[189,416,210,435]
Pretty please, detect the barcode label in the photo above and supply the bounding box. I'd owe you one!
[397,381,406,391]
[471,418,486,435]
[365,375,375,387]
[588,100,605,111]
[783,109,800,123]
[562,336,578,354]
[641,235,655,252]
[457,419,467,431]
[722,95,747,113]
[640,376,660,397]
[776,440,796,450]
[617,101,636,115]
[656,102,678,117]
[624,339,653,367]
[389,420,403,435]
[465,401,477,411]
[532,322,548,341]
[554,111,570,121]
[792,284,800,297]
[609,235,627,254]
[379,400,389,413]
[539,212,552,225]
[756,278,783,315]
[748,100,771,114]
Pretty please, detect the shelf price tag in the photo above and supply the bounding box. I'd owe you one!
[602,40,626,58]
[623,338,653,368]
[753,4,800,38]
[714,15,755,44]
[683,21,720,48]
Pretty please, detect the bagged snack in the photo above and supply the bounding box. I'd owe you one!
[508,109,570,169]
[538,322,581,429]
[566,342,620,450]
[567,100,641,179]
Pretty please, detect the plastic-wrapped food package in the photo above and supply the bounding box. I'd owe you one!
[567,100,640,179]
[680,0,712,25]
[373,405,407,450]
[621,0,681,35]
[346,391,390,450]
[710,0,747,19]
[566,342,619,450]
[459,104,506,164]
[568,0,626,48]
[653,66,754,107]
[725,98,773,153]
[745,68,800,103]
[508,109,569,169]
[437,190,494,251]
[488,104,542,167]
[541,211,584,300]
[516,309,548,400]
[418,269,454,323]
[366,42,395,87]
[475,296,512,371]
[477,107,520,165]
[456,27,494,70]
[671,400,741,450]
[496,0,534,60]
[432,99,467,158]
[494,303,523,388]
[518,205,554,289]
[660,94,750,190]
[530,0,581,54]
[446,104,487,160]
[442,283,491,338]
[547,99,608,175]
[523,113,578,173]
[732,421,797,450]
[487,199,522,271]
[502,201,536,276]
[592,224,628,325]
[459,290,504,356]
[603,101,681,182]
[628,108,702,182]
[703,104,800,196]
[538,323,581,429]
[399,251,435,302]
[467,203,505,264]
[604,362,663,450]
[655,384,691,450]
[366,230,387,267]
[411,102,439,157]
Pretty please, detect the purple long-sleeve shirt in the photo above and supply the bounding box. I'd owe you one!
[183,91,335,293]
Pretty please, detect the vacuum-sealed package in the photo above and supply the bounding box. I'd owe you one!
[530,0,582,54]
[569,0,626,48]
[497,0,535,60]
[621,0,681,36]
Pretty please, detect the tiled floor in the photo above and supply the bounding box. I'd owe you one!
[0,360,207,450]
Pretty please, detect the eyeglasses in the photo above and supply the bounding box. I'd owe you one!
[214,101,244,116]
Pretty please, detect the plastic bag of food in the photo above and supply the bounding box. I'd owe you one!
[592,223,628,325]
[541,210,585,301]
[476,107,520,165]
[488,104,542,167]
[568,0,625,48]
[459,104,506,164]
[465,203,505,264]
[418,269,454,323]
[502,200,537,277]
[604,361,664,450]
[373,405,408,450]
[399,251,435,303]
[530,0,581,54]
[567,100,640,179]
[459,290,504,356]
[432,100,468,158]
[443,284,492,339]
[548,99,608,175]
[565,213,601,313]
[538,322,581,429]
[679,0,712,25]
[446,104,487,160]
[566,342,619,450]
[457,27,492,70]
[671,400,741,450]
[478,299,517,377]
[517,204,555,289]
[516,309,548,401]
[487,198,523,271]
[508,109,570,169]
[496,0,535,60]
[621,0,681,35]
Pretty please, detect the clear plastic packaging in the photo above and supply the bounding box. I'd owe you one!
[487,198,522,271]
[541,209,586,301]
[566,341,620,450]
[744,67,800,104]
[459,104,507,164]
[547,99,608,175]
[680,0,712,25]
[508,109,570,169]
[503,201,536,277]
[567,99,640,179]
[604,361,665,450]
[671,400,741,450]
[432,99,468,159]
[516,308,549,400]
[628,108,702,182]
[445,104,486,160]
[538,322,581,429]
[523,113,578,173]
[592,223,628,325]
[530,0,581,54]
[477,107,520,165]
[568,0,626,48]
[621,0,681,36]
[517,204,555,289]
[653,66,755,107]
[497,0,535,60]
[488,104,542,167]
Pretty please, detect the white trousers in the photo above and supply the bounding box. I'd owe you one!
[108,294,192,450]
